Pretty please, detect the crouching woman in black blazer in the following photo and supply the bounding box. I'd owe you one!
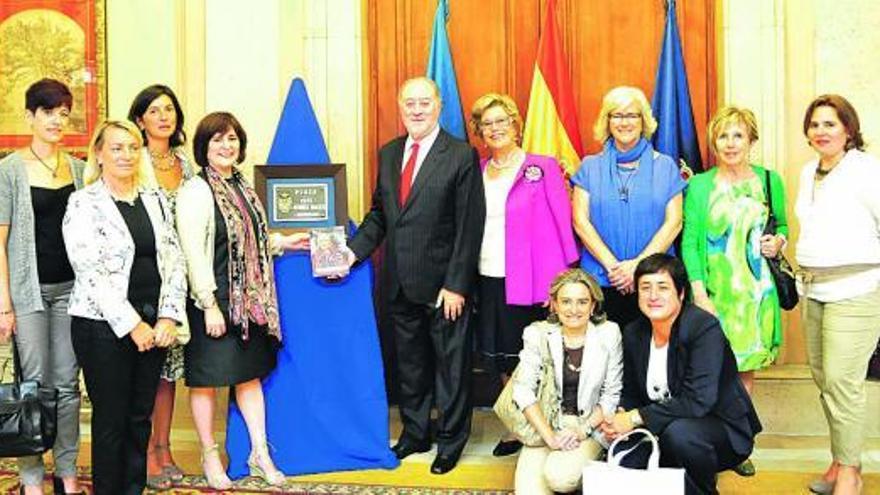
[600,254,762,495]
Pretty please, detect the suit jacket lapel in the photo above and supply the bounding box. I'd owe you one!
[508,158,529,195]
[141,190,165,231]
[577,323,599,411]
[400,131,449,215]
[667,319,683,396]
[93,181,130,238]
[634,323,651,402]
[388,138,405,217]
[548,328,564,394]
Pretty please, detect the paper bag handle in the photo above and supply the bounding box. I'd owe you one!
[607,428,660,470]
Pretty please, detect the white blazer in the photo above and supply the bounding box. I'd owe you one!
[63,180,188,340]
[512,320,623,422]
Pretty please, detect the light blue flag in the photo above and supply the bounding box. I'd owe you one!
[651,0,703,173]
[426,0,467,141]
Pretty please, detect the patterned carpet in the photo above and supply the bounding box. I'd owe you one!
[0,459,509,494]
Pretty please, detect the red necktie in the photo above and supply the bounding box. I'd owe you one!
[399,142,419,206]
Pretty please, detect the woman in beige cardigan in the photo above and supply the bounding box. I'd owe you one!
[176,112,307,489]
[512,268,623,494]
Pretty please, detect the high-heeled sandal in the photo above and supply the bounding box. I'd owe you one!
[154,444,185,481]
[201,443,233,490]
[247,443,286,487]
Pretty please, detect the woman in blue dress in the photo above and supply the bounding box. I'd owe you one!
[571,86,687,327]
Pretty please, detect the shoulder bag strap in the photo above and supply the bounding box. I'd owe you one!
[763,169,775,220]
[763,169,778,235]
[7,339,23,385]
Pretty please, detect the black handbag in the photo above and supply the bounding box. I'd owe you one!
[762,170,799,310]
[0,342,58,457]
[868,343,880,380]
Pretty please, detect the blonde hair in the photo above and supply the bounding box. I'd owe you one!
[707,106,759,153]
[468,93,524,144]
[84,120,145,185]
[548,268,606,324]
[592,86,658,143]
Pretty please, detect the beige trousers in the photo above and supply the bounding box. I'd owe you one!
[514,415,604,494]
[804,286,880,466]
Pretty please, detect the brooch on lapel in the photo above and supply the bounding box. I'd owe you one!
[523,164,544,183]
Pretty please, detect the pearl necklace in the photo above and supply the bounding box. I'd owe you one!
[488,148,524,171]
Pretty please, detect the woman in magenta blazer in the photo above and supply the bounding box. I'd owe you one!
[469,93,579,457]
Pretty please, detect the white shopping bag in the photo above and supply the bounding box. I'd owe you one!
[582,428,685,494]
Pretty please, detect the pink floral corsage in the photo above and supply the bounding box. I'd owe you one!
[523,164,544,182]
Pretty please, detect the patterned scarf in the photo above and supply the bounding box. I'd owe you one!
[204,166,280,341]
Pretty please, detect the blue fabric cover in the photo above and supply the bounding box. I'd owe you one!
[225,251,399,477]
[267,78,332,165]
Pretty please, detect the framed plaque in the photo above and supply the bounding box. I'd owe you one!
[254,164,348,234]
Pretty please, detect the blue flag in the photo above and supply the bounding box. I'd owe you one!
[267,77,331,165]
[651,0,702,173]
[426,0,467,141]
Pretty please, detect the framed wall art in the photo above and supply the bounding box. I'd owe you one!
[0,0,106,156]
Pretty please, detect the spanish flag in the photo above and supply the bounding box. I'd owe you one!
[522,0,584,175]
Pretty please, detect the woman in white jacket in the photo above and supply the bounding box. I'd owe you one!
[512,268,623,494]
[63,120,187,494]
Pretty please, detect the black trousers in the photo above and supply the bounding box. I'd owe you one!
[71,317,166,495]
[389,291,473,458]
[616,417,747,495]
[602,286,640,328]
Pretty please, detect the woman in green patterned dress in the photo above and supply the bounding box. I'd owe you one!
[682,107,788,475]
[683,106,788,388]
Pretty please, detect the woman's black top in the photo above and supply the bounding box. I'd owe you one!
[31,184,75,283]
[211,175,262,307]
[115,196,161,324]
[561,345,584,415]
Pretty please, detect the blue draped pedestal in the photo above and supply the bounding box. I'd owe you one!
[225,251,399,477]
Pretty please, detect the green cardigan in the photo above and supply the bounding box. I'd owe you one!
[681,164,789,283]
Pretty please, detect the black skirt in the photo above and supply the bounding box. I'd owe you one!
[477,276,547,375]
[184,299,278,387]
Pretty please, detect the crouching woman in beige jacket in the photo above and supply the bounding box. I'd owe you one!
[511,268,623,494]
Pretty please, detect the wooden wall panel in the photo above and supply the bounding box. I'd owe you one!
[364,0,716,403]
[365,0,716,199]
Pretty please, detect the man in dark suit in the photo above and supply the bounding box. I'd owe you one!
[600,254,762,495]
[347,77,485,474]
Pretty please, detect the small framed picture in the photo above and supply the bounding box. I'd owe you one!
[309,226,349,278]
[254,164,348,234]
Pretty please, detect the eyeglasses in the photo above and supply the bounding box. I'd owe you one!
[480,116,512,130]
[609,113,642,122]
